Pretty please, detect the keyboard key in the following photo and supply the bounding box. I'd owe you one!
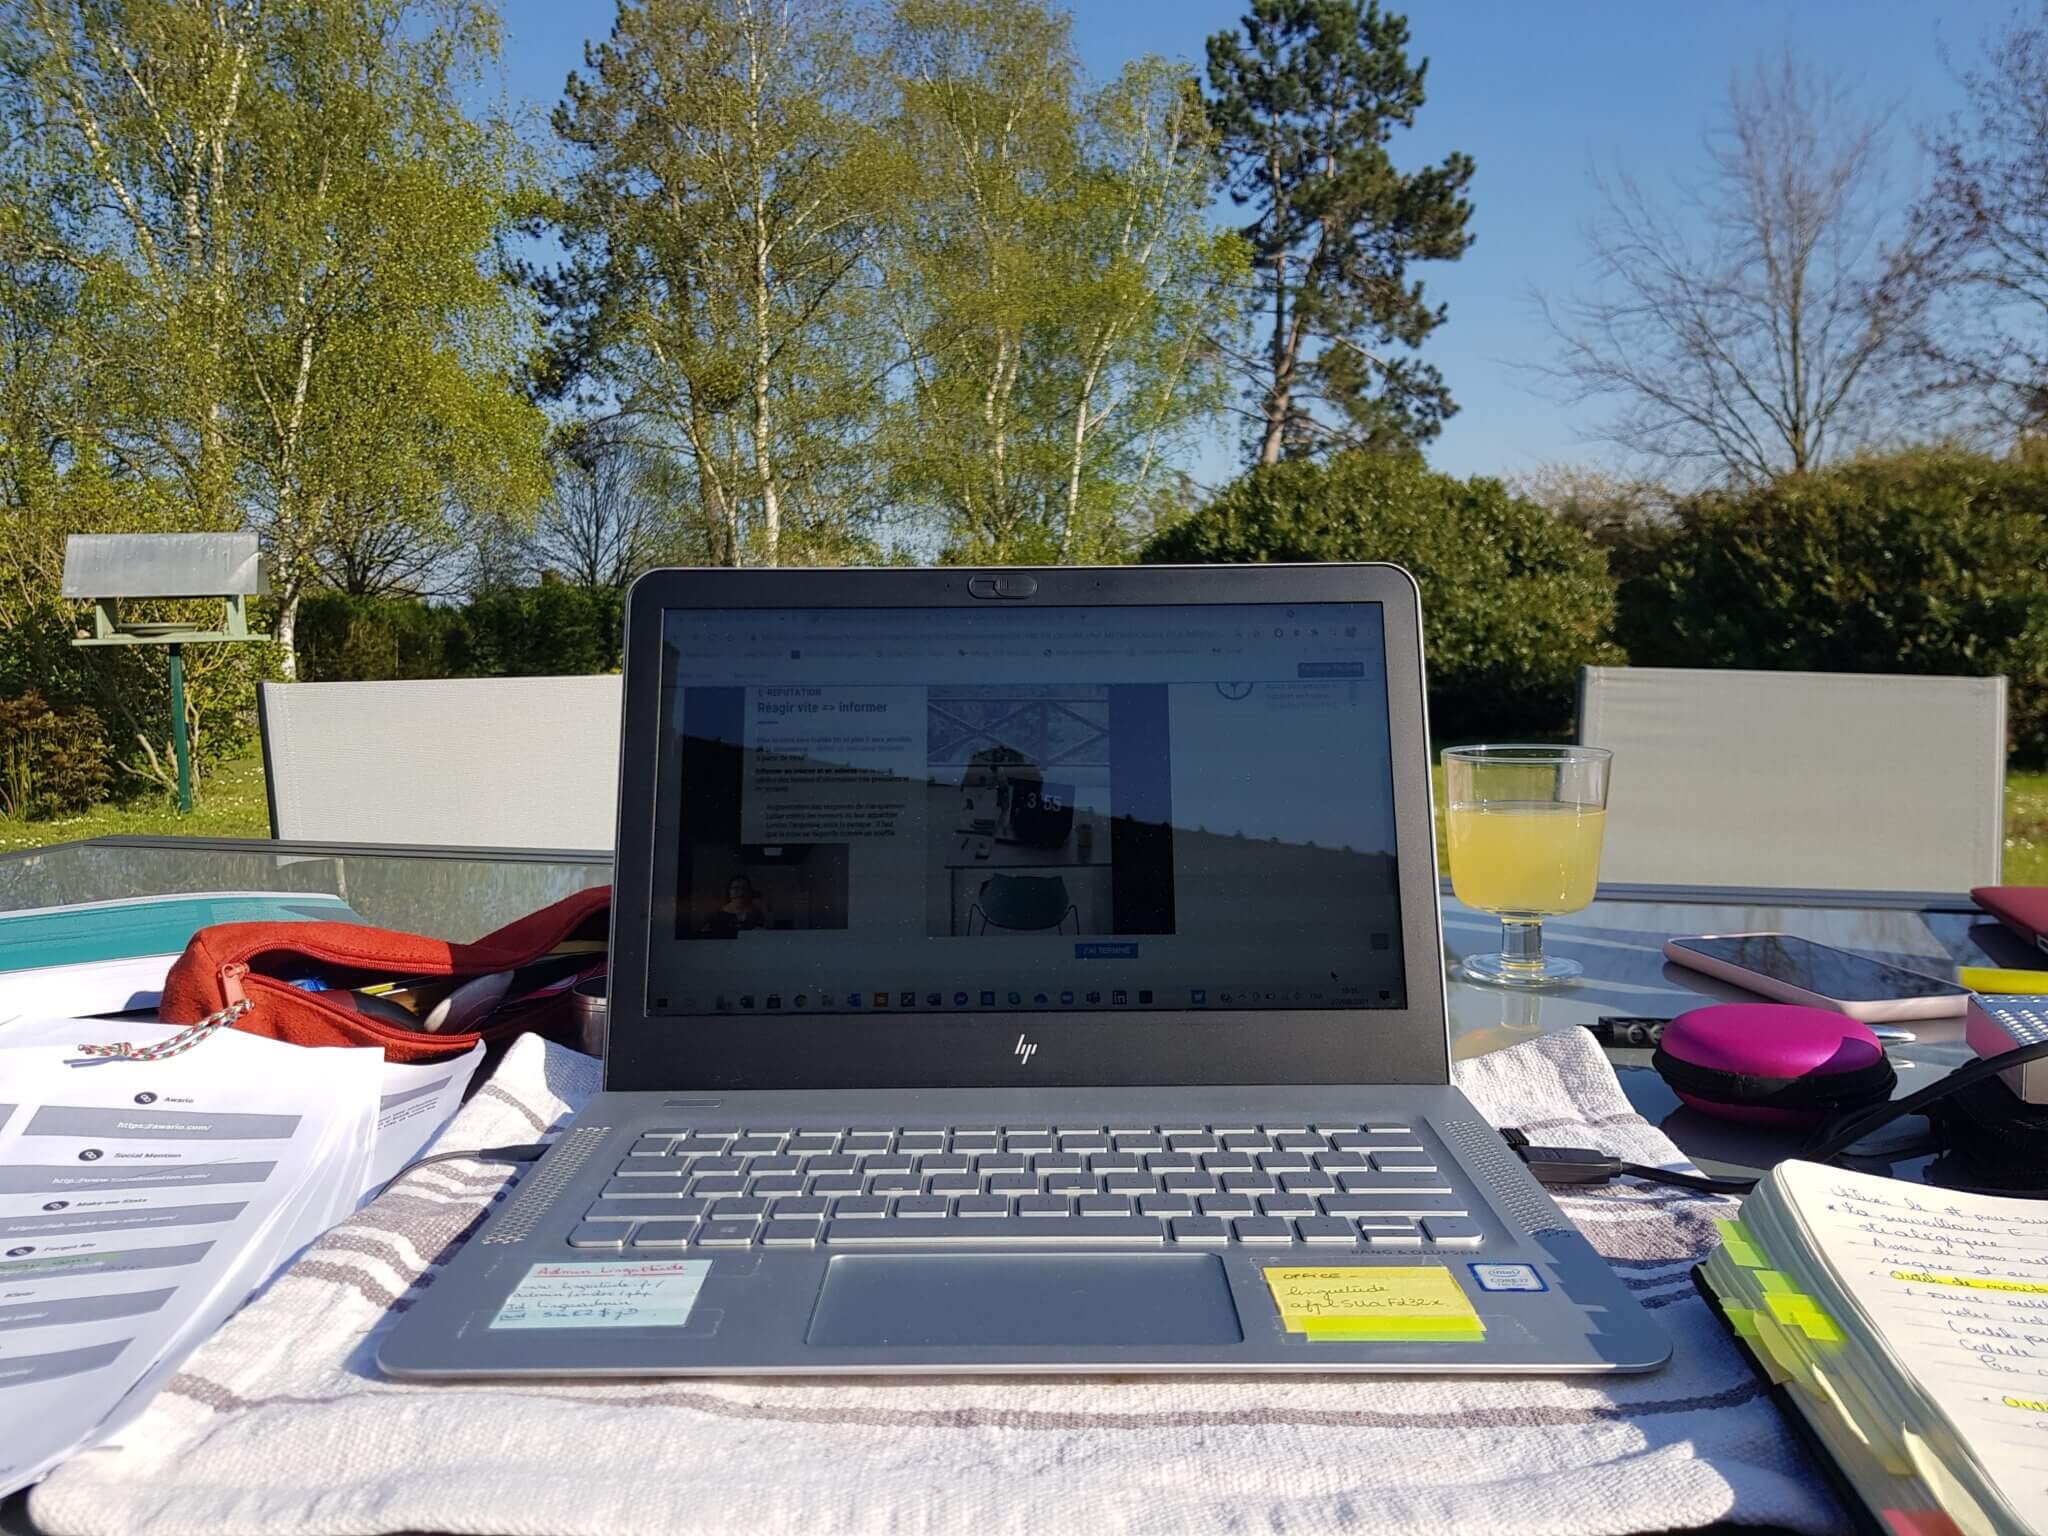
[1423,1217,1484,1248]
[600,1180,693,1200]
[951,1134,1001,1153]
[1004,1133,1054,1152]
[1160,1172,1216,1194]
[787,1134,839,1154]
[1202,1152,1255,1172]
[676,1133,732,1153]
[988,1172,1038,1194]
[1103,1171,1156,1194]
[1222,1133,1269,1151]
[1167,1134,1218,1153]
[762,1219,822,1247]
[567,1224,625,1248]
[824,1218,1163,1246]
[955,1195,1010,1217]
[747,1175,805,1196]
[832,1196,890,1219]
[710,1197,767,1219]
[808,1173,864,1194]
[696,1219,759,1247]
[1170,1216,1230,1245]
[1372,1151,1438,1173]
[1045,1172,1098,1194]
[1076,1195,1134,1217]
[769,1197,830,1219]
[864,1155,915,1174]
[1329,1194,1468,1217]
[1279,1172,1334,1194]
[894,1195,950,1218]
[868,1172,921,1193]
[1198,1193,1254,1216]
[614,1156,683,1178]
[807,1155,859,1174]
[1221,1172,1275,1194]
[588,1197,698,1222]
[691,1155,745,1174]
[732,1134,784,1154]
[927,1173,980,1195]
[897,1132,947,1152]
[1275,1133,1326,1151]
[629,1137,677,1158]
[1295,1217,1358,1245]
[1336,1172,1454,1195]
[1257,1152,1311,1173]
[1033,1153,1085,1174]
[1315,1151,1368,1170]
[1138,1193,1195,1216]
[748,1155,801,1174]
[1113,1133,1163,1152]
[1145,1153,1199,1173]
[843,1132,892,1152]
[632,1220,697,1247]
[1362,1121,1412,1135]
[1089,1153,1142,1173]
[687,1175,747,1196]
[1017,1195,1070,1217]
[1259,1194,1317,1217]
[1365,1222,1423,1247]
[919,1154,972,1174]
[976,1153,1027,1173]
[1231,1217,1295,1245]
[1060,1132,1110,1152]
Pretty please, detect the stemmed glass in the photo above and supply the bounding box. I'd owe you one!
[1442,745,1611,985]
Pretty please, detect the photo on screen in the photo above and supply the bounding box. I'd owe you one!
[682,842,851,939]
[923,685,1131,937]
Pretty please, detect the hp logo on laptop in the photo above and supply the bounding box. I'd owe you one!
[1013,1034,1038,1066]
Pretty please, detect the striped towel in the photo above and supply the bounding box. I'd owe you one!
[30,1029,1843,1536]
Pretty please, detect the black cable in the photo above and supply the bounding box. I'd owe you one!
[376,1143,547,1200]
[1616,1161,1756,1195]
[1802,1034,2048,1164]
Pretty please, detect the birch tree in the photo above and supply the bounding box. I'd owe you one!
[3,0,544,672]
[538,0,887,567]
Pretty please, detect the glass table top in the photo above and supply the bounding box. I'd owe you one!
[2,835,2000,1182]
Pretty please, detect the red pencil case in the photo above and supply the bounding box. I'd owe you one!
[158,887,611,1063]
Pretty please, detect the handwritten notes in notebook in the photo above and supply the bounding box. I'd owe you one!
[1776,1160,2048,1528]
[490,1261,710,1331]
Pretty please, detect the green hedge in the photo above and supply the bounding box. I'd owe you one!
[296,585,624,683]
[1616,450,2048,761]
[1144,454,1623,735]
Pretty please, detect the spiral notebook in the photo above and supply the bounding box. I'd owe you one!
[1699,1160,2048,1536]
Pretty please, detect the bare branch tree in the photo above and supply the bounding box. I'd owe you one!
[1536,53,1910,485]
[529,428,666,589]
[1888,7,2048,443]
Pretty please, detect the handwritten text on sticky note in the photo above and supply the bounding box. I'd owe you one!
[491,1260,711,1331]
[1263,1265,1484,1341]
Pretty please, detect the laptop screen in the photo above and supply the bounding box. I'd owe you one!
[645,602,1407,1020]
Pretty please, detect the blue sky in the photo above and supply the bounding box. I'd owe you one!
[488,0,1987,487]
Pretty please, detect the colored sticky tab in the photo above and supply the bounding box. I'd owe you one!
[1713,1218,1768,1269]
[1751,1310,1814,1386]
[1883,1510,1967,1536]
[1757,1269,1796,1295]
[1958,965,2048,994]
[1264,1265,1485,1342]
[1722,1304,1762,1340]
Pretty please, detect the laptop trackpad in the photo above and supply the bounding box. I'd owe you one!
[807,1254,1242,1348]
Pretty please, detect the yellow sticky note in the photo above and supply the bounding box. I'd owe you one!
[1723,1304,1763,1340]
[1713,1219,1768,1269]
[1263,1265,1485,1342]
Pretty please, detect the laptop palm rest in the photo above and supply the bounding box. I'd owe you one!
[806,1254,1243,1348]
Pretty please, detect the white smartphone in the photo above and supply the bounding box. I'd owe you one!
[1662,932,1971,1022]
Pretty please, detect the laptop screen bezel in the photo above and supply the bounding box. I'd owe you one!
[603,563,1451,1091]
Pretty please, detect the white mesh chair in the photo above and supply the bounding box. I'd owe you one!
[1575,666,2006,893]
[259,676,621,849]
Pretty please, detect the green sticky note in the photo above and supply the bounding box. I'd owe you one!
[1713,1219,1768,1269]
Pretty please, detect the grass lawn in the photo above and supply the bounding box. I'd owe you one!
[8,755,2048,887]
[0,754,271,853]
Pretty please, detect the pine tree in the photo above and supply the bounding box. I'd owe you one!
[1205,0,1474,463]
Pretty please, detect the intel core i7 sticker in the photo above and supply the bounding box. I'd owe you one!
[490,1260,710,1330]
[1469,1263,1546,1292]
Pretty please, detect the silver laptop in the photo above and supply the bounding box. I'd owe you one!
[380,563,1670,1377]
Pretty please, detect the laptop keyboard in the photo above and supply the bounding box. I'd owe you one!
[563,1121,1486,1252]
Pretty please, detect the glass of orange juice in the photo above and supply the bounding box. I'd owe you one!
[1442,745,1611,985]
